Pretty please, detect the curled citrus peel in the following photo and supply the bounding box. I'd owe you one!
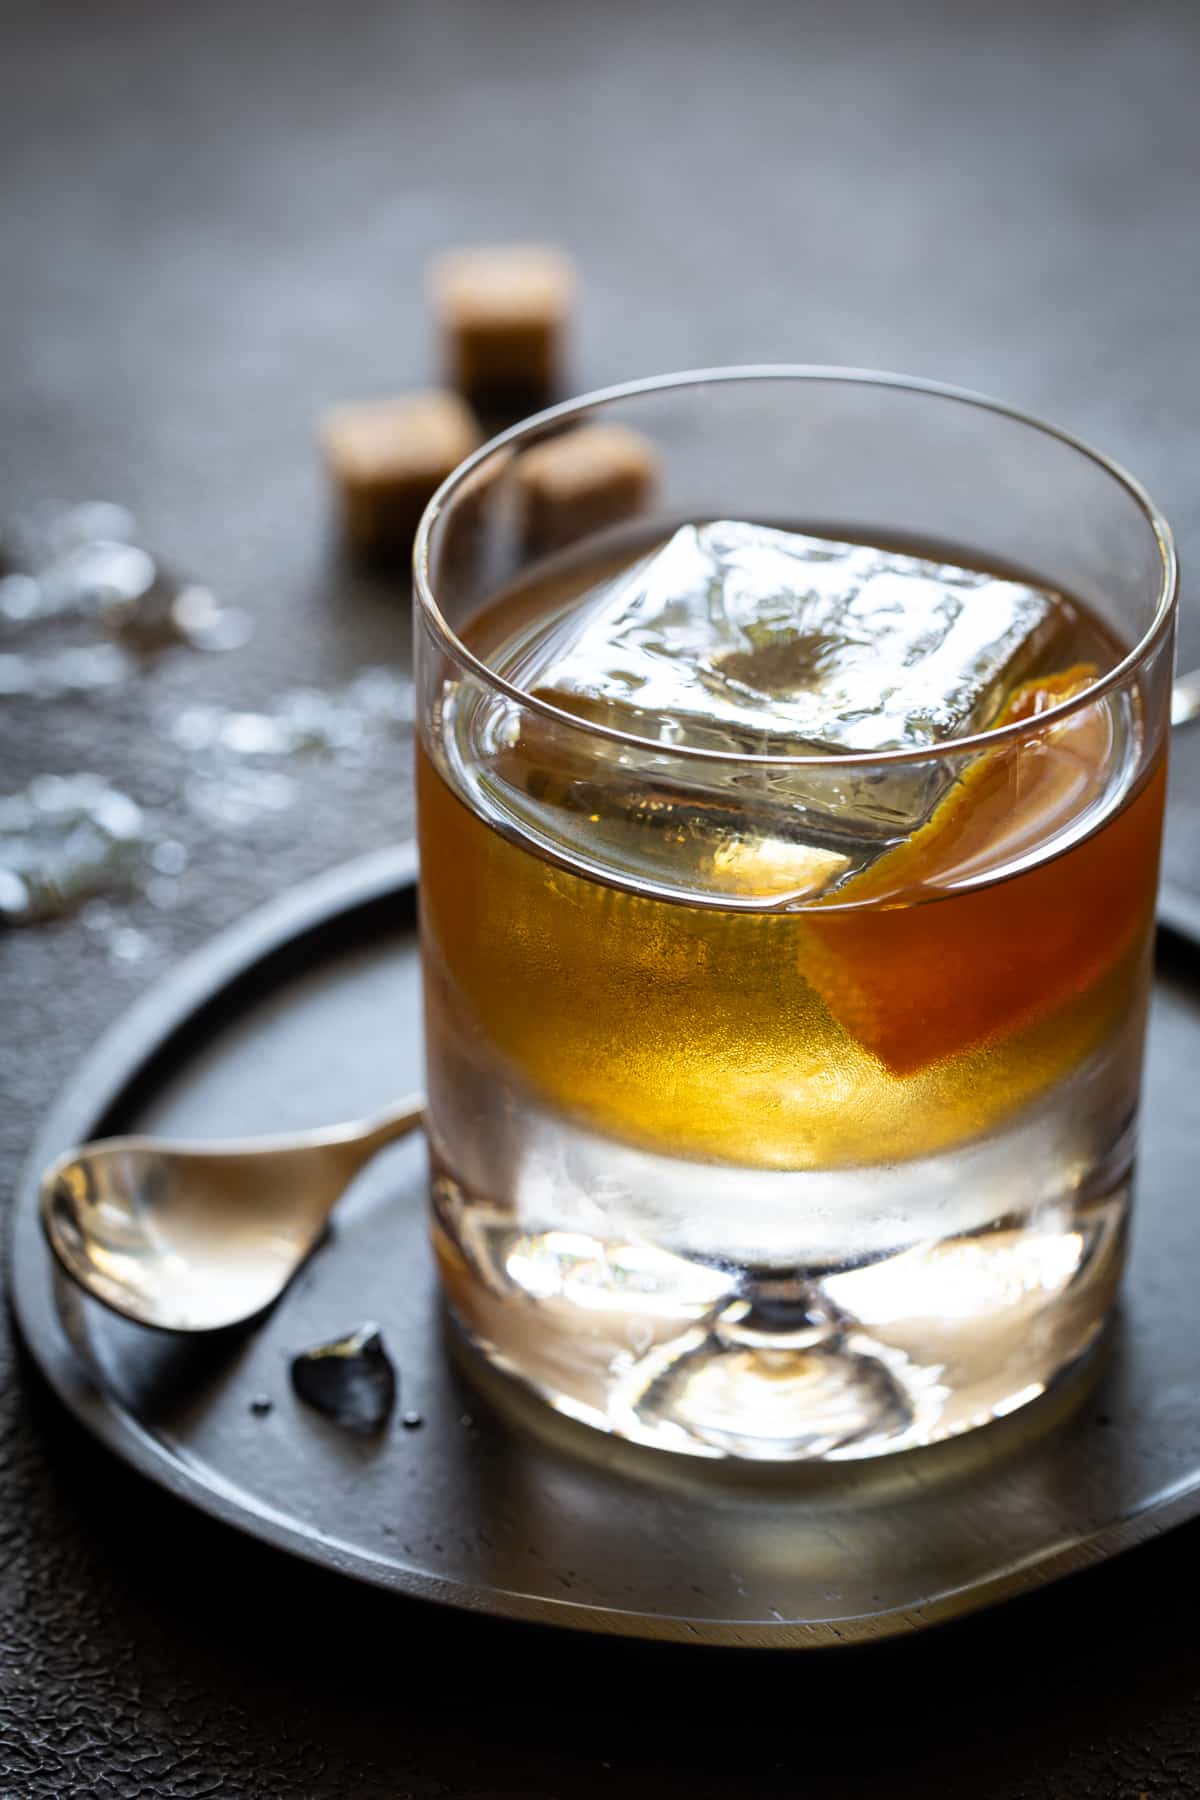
[798,666,1163,1075]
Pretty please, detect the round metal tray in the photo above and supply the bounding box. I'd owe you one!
[11,846,1200,1648]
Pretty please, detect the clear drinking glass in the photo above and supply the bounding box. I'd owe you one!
[413,367,1176,1462]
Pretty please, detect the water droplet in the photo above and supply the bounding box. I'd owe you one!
[0,574,43,624]
[220,711,293,758]
[30,773,81,813]
[171,586,254,652]
[0,499,255,668]
[42,540,157,614]
[347,666,417,727]
[149,837,188,875]
[108,925,155,965]
[156,665,414,828]
[184,765,296,828]
[170,705,222,752]
[0,774,149,922]
[0,644,132,699]
[0,868,31,920]
[402,1410,424,1430]
[91,788,144,842]
[80,899,116,932]
[290,1323,396,1434]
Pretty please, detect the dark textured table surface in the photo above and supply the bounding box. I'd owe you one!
[4,2,1200,1794]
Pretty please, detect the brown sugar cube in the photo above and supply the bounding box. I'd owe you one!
[429,244,575,398]
[320,390,481,558]
[515,424,660,550]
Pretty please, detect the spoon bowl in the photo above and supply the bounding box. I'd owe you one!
[40,1096,424,1332]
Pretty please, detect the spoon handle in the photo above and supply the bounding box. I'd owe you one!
[283,1095,425,1192]
[344,1094,426,1160]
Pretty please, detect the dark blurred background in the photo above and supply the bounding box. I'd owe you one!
[4,3,1200,1795]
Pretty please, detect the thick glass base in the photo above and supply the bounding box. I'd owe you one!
[430,1126,1131,1463]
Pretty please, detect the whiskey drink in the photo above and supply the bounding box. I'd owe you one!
[414,373,1176,1460]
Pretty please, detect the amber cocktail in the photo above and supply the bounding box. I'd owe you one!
[414,370,1176,1461]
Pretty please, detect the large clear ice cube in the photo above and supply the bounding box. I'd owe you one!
[528,521,1059,833]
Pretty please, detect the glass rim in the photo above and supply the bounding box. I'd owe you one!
[413,364,1178,770]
